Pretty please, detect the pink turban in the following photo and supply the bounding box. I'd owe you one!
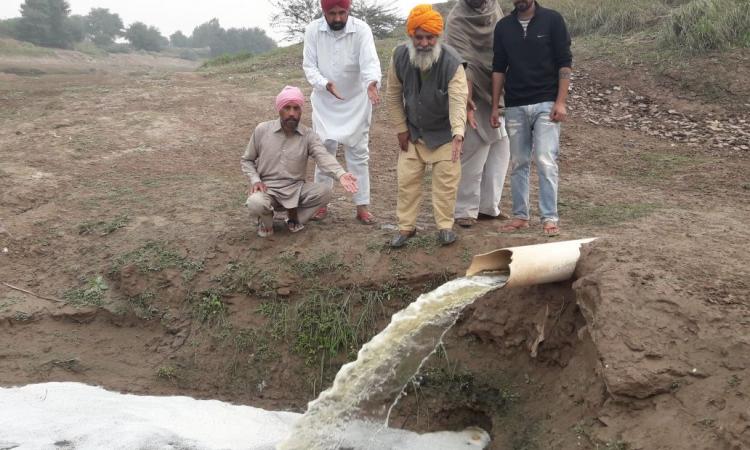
[321,0,351,12]
[275,86,305,112]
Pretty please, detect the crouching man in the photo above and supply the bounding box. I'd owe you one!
[241,86,358,237]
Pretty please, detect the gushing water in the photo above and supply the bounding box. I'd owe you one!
[277,274,508,450]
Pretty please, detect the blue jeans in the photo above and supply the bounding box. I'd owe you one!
[504,101,560,223]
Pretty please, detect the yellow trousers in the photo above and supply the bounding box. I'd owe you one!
[397,140,461,231]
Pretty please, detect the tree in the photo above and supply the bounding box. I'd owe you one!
[190,19,276,57]
[170,30,190,48]
[125,22,167,52]
[216,27,277,57]
[85,8,123,46]
[0,18,22,39]
[270,0,403,42]
[352,0,401,38]
[66,14,86,43]
[190,18,223,48]
[269,0,319,42]
[17,0,74,48]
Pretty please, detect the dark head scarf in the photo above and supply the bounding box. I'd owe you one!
[444,0,504,105]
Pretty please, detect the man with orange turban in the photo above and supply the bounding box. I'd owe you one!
[303,0,381,225]
[241,86,358,238]
[385,4,469,248]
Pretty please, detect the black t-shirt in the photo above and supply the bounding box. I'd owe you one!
[492,3,572,107]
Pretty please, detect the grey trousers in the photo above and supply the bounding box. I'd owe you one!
[246,183,332,228]
[455,125,511,219]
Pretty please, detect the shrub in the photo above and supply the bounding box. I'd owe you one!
[548,0,670,36]
[660,0,750,52]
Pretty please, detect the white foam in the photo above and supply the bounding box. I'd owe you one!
[0,382,489,450]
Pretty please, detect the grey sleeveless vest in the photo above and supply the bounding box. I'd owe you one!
[393,43,465,149]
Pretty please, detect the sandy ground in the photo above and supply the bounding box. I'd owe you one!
[1,45,749,450]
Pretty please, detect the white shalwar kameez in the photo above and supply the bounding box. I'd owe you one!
[303,16,382,206]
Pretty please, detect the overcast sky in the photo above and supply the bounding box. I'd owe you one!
[0,1,442,43]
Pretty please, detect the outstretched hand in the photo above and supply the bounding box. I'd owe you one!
[326,82,344,100]
[339,173,358,193]
[250,182,267,194]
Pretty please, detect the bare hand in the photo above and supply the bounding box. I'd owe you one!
[367,81,380,106]
[339,173,358,193]
[490,109,501,128]
[397,131,410,152]
[550,102,567,122]
[451,135,463,163]
[326,82,344,100]
[251,182,267,194]
[467,98,478,129]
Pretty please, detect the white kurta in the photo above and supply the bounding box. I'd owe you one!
[303,16,382,146]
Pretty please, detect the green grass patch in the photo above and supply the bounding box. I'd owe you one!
[294,288,357,361]
[201,43,302,73]
[127,290,159,320]
[281,252,348,278]
[545,0,670,36]
[211,262,256,295]
[612,151,703,180]
[258,282,411,365]
[660,0,750,52]
[156,365,179,381]
[78,215,130,236]
[63,275,108,307]
[560,200,660,226]
[201,51,254,67]
[191,288,228,326]
[111,241,204,281]
[72,41,107,57]
[405,234,441,254]
[258,300,291,340]
[0,38,55,57]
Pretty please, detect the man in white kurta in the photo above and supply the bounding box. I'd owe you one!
[303,0,382,224]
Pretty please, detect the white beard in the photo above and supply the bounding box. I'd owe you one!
[407,40,442,72]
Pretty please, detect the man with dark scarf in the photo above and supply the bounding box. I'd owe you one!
[445,0,511,228]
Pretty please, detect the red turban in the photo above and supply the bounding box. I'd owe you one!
[321,0,351,12]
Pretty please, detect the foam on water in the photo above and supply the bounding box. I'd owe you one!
[0,382,490,450]
[278,275,508,449]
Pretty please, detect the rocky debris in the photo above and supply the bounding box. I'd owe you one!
[571,70,750,154]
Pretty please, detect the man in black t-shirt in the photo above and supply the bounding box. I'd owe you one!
[490,0,572,236]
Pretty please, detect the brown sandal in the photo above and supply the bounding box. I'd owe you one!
[356,210,376,225]
[456,217,476,228]
[543,221,560,236]
[311,207,327,221]
[500,219,529,232]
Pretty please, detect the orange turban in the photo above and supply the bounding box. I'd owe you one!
[406,4,444,37]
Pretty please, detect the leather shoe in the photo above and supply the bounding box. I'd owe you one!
[390,229,416,248]
[437,229,457,246]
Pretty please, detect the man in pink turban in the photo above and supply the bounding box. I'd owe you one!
[241,86,358,238]
[303,0,381,225]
